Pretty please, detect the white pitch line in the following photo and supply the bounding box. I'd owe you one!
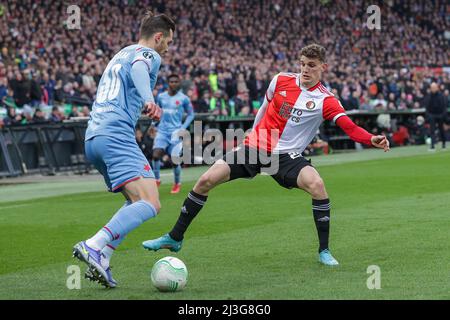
[0,204,32,210]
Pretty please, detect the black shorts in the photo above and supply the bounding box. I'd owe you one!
[223,146,313,189]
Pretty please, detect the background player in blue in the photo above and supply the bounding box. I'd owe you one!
[152,74,195,194]
[72,11,176,288]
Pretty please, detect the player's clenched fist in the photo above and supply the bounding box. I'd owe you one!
[371,135,390,152]
[144,102,162,121]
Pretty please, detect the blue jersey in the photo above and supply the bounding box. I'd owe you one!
[156,91,194,133]
[85,44,161,142]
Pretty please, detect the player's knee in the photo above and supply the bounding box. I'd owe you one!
[196,173,216,192]
[137,192,161,213]
[154,200,161,214]
[145,198,161,214]
[309,178,326,197]
[152,149,164,161]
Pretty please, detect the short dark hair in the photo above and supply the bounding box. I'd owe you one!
[300,44,327,63]
[139,10,176,39]
[168,74,180,81]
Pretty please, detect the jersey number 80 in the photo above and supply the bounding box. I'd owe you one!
[96,64,122,103]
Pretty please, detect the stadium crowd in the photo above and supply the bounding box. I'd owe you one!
[0,0,449,135]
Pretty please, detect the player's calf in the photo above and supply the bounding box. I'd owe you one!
[297,166,334,258]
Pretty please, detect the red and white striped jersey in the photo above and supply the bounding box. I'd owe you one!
[244,73,347,154]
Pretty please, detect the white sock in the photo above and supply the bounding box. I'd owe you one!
[86,229,110,251]
[100,245,115,269]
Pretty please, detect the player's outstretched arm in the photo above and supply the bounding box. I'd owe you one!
[130,61,162,121]
[336,116,390,152]
[323,96,389,152]
[370,135,390,152]
[144,101,162,121]
[181,98,195,130]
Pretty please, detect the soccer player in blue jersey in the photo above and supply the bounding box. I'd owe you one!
[152,74,195,194]
[72,11,175,288]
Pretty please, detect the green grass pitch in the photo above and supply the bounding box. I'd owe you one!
[0,146,449,299]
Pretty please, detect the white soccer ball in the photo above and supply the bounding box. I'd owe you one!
[151,256,188,292]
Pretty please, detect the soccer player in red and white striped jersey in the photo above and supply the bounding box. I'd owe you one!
[143,44,389,266]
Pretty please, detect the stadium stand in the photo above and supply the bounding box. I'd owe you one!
[0,0,448,160]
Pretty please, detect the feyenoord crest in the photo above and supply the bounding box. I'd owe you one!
[279,102,293,119]
[305,100,316,110]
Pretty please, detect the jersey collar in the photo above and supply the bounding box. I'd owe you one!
[297,74,321,92]
[307,82,321,91]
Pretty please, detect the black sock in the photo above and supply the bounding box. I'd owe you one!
[312,198,330,253]
[169,190,208,241]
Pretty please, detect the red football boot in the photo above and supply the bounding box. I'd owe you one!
[170,183,181,194]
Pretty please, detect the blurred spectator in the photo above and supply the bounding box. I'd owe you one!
[32,108,47,123]
[29,72,42,107]
[68,106,81,119]
[136,126,156,161]
[195,92,211,113]
[210,90,228,116]
[9,71,31,108]
[234,92,251,116]
[49,106,64,123]
[81,106,91,117]
[3,107,22,126]
[392,125,410,146]
[423,82,448,149]
[21,108,33,124]
[343,91,360,110]
[196,74,210,99]
[0,75,7,105]
[410,115,427,145]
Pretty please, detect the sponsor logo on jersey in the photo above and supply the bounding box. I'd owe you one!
[279,102,293,119]
[290,107,303,123]
[306,100,316,110]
